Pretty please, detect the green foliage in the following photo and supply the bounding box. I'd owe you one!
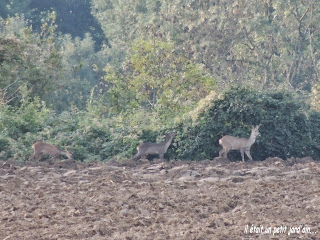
[1,0,320,163]
[170,87,320,161]
[2,85,320,162]
[0,0,104,49]
[0,88,51,160]
[0,0,32,18]
[46,33,106,112]
[0,92,139,162]
[308,111,320,158]
[0,14,108,113]
[103,38,216,120]
[0,15,63,106]
[311,83,320,112]
[0,87,50,137]
[92,0,320,91]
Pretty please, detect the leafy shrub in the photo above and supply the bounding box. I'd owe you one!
[170,87,320,161]
[0,92,51,161]
[2,86,319,162]
[308,111,320,159]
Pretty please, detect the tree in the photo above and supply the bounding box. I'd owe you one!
[46,33,107,112]
[102,39,216,120]
[92,0,320,90]
[0,0,105,49]
[0,14,62,106]
[0,0,32,18]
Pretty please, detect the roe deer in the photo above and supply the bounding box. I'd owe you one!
[131,132,175,160]
[29,142,73,161]
[219,125,260,162]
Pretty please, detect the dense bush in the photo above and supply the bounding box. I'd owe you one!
[2,1,320,163]
[308,111,320,159]
[0,91,164,162]
[170,87,320,161]
[1,87,320,162]
[0,90,51,160]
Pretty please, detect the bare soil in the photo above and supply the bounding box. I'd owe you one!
[0,157,320,240]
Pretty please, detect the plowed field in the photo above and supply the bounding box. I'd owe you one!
[1,157,320,239]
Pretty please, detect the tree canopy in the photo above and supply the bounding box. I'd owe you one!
[0,0,320,162]
[92,0,320,90]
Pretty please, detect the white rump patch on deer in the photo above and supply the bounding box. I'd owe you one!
[218,125,260,162]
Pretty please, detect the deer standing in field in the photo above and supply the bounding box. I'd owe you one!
[29,142,73,161]
[131,132,175,161]
[219,125,260,162]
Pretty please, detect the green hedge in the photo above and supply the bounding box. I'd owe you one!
[1,87,320,162]
[169,87,320,161]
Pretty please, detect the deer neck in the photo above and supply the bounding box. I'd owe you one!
[163,135,174,151]
[248,133,257,146]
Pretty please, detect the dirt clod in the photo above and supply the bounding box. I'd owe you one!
[0,158,319,239]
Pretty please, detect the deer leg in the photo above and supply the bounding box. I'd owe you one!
[159,154,164,160]
[130,153,139,161]
[29,153,36,161]
[35,153,43,161]
[219,148,229,158]
[245,150,253,161]
[224,148,230,159]
[219,149,224,158]
[240,149,245,162]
